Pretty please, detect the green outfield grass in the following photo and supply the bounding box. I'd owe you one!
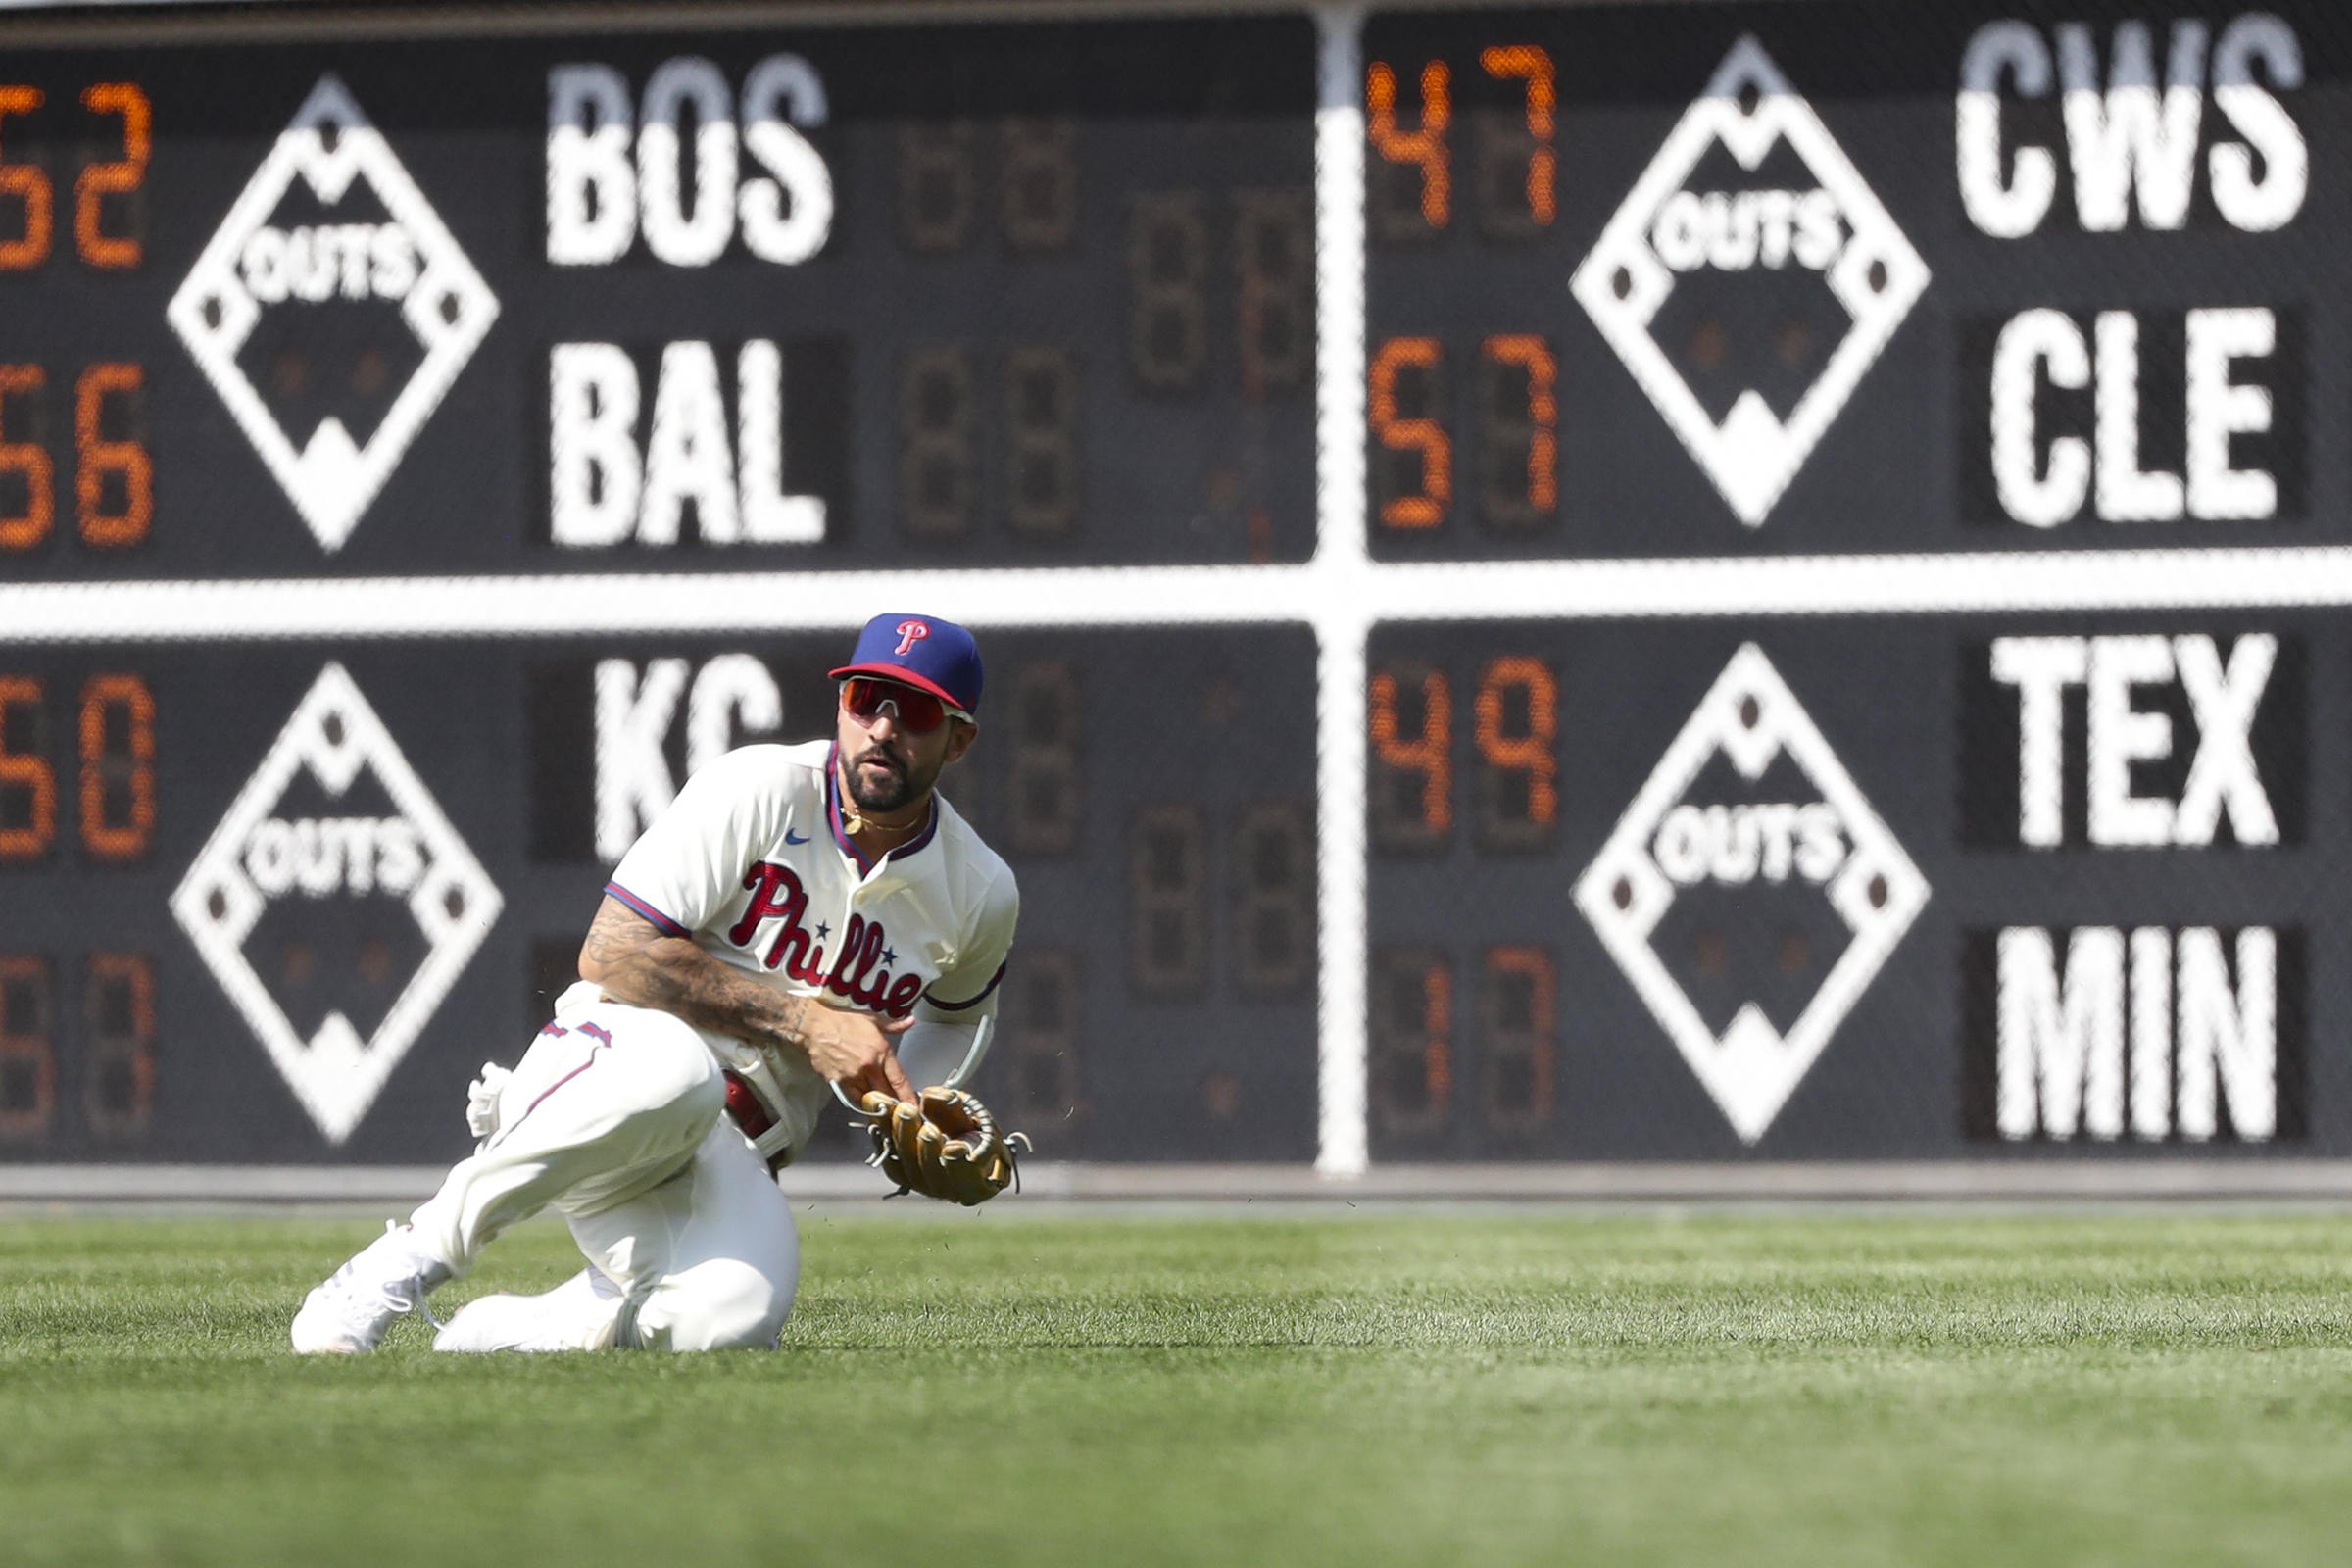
[4,1208,2352,1566]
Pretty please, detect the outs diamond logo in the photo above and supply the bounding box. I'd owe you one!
[1573,646,1928,1142]
[172,665,502,1144]
[1570,35,1929,526]
[168,75,499,552]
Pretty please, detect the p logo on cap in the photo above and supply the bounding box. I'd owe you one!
[894,620,930,657]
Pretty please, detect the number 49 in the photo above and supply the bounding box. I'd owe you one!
[1370,656,1557,853]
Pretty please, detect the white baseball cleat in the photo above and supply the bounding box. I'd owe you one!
[289,1222,453,1354]
[433,1266,622,1353]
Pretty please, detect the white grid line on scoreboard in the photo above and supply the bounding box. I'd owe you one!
[2,6,2346,1174]
[1314,3,1371,1178]
[17,546,2352,643]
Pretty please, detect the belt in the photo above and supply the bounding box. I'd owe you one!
[721,1070,791,1173]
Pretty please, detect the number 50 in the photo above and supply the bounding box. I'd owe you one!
[0,673,155,862]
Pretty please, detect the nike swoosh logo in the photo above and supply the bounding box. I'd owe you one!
[785,830,809,845]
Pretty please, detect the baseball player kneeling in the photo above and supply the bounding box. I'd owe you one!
[291,613,1021,1354]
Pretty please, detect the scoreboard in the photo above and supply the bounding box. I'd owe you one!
[1359,3,2329,559]
[1364,615,2320,1158]
[1351,0,2348,1164]
[3,0,2350,1173]
[0,628,1319,1163]
[0,18,1314,577]
[0,7,1323,1166]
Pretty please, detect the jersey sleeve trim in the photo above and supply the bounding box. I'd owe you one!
[925,959,1007,1011]
[603,881,691,940]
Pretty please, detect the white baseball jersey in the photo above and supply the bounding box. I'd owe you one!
[600,739,1018,1158]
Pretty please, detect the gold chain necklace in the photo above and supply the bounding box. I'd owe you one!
[844,808,918,841]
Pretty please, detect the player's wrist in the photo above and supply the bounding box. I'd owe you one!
[760,995,818,1056]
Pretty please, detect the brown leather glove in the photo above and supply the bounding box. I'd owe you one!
[857,1086,1027,1206]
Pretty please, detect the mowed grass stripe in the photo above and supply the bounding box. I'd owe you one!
[2,1212,2350,1566]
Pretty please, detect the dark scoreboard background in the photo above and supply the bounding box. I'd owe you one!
[1362,1,2346,559]
[1367,615,2332,1159]
[1,0,2347,1167]
[1351,0,2352,1159]
[0,629,1319,1163]
[0,14,1317,579]
[0,7,1324,1164]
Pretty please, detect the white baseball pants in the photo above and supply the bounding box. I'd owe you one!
[407,999,800,1352]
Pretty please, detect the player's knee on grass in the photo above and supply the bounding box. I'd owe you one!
[632,1258,795,1351]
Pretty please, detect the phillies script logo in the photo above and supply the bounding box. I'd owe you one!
[894,620,930,657]
[728,860,924,1017]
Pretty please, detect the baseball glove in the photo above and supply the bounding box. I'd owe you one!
[856,1086,1029,1206]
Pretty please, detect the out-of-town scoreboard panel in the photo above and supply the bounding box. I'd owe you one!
[4,0,2347,1167]
[0,12,1322,1163]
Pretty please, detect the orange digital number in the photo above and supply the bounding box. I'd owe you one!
[0,87,50,270]
[75,83,148,269]
[79,673,153,861]
[0,364,51,550]
[75,363,149,546]
[84,951,155,1137]
[1483,335,1557,513]
[1366,61,1449,227]
[1370,337,1449,528]
[1418,959,1453,1108]
[1480,46,1556,225]
[1484,946,1556,1126]
[1370,665,1452,837]
[1475,656,1558,828]
[0,954,55,1139]
[1375,947,1453,1131]
[0,676,54,861]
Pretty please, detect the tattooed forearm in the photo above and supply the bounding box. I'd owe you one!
[575,895,912,1096]
[577,897,812,1054]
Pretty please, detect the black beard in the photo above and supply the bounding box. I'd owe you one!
[845,746,923,814]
